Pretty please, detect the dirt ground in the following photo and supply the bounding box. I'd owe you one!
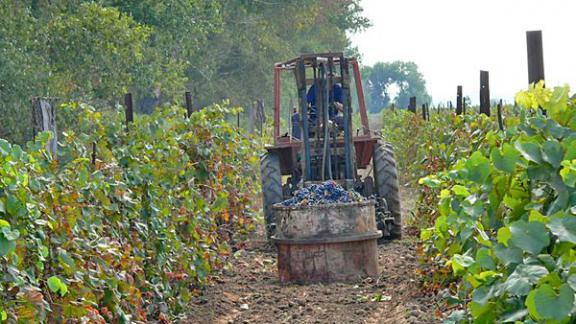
[183,187,441,324]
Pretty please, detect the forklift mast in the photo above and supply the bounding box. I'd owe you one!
[294,55,354,186]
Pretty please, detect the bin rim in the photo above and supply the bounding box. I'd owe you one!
[272,199,375,211]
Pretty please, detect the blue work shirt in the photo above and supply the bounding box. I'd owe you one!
[306,84,343,120]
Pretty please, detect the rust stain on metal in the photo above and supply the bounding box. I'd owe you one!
[272,201,381,283]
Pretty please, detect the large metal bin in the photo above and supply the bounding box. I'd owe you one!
[271,201,381,283]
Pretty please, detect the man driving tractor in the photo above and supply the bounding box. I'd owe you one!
[292,80,344,139]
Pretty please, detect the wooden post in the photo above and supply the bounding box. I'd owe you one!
[526,30,545,86]
[32,97,58,155]
[479,71,490,116]
[497,99,504,131]
[185,91,193,118]
[456,86,463,115]
[124,93,134,126]
[409,97,416,113]
[237,111,240,128]
[91,142,97,166]
[421,104,426,120]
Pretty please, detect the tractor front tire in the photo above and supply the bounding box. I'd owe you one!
[260,153,283,239]
[373,141,402,239]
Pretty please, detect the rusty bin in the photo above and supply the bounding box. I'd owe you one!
[271,201,382,283]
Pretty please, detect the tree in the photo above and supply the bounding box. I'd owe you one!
[0,0,369,144]
[362,61,430,112]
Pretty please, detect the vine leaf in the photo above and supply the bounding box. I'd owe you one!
[547,214,576,243]
[491,144,520,173]
[525,284,574,320]
[508,220,549,254]
[504,264,548,296]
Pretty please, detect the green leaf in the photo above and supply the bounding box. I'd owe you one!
[451,185,469,196]
[47,276,68,297]
[452,254,475,275]
[528,210,548,224]
[547,214,576,243]
[497,227,512,246]
[1,227,19,241]
[568,274,576,291]
[476,248,495,270]
[491,144,521,173]
[504,264,549,296]
[509,220,549,254]
[472,284,496,305]
[560,160,576,187]
[499,309,528,323]
[515,141,542,164]
[0,235,16,257]
[0,309,6,321]
[544,85,569,119]
[494,244,523,266]
[465,151,491,183]
[0,219,9,228]
[6,195,25,217]
[525,284,574,321]
[0,139,10,157]
[541,140,564,168]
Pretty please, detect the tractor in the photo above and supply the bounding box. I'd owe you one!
[261,53,401,240]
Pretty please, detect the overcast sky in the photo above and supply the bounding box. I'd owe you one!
[352,0,576,105]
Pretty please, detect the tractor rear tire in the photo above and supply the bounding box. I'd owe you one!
[260,153,283,239]
[373,141,402,239]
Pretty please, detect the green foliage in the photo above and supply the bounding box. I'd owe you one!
[46,3,151,101]
[0,0,368,144]
[419,83,576,322]
[0,103,260,321]
[381,108,497,227]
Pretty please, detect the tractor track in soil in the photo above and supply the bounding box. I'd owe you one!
[183,187,441,324]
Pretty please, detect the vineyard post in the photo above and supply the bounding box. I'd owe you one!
[91,142,97,166]
[124,93,134,127]
[409,96,416,113]
[456,86,463,115]
[185,91,193,118]
[463,98,466,114]
[497,99,504,131]
[421,104,426,120]
[426,104,430,120]
[237,110,240,128]
[526,30,545,86]
[479,71,490,116]
[32,97,58,155]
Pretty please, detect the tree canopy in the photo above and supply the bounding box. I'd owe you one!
[0,0,369,144]
[362,61,430,112]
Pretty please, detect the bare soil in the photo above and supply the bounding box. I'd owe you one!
[182,187,440,324]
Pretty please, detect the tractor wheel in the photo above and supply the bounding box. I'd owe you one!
[260,153,283,239]
[373,141,402,239]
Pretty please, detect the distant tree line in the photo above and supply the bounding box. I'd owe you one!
[0,0,369,143]
[361,61,430,113]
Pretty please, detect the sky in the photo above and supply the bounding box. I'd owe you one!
[352,0,576,105]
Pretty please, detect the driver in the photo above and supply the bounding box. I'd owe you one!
[292,82,344,139]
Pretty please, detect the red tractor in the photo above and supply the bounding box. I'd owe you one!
[261,53,401,240]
